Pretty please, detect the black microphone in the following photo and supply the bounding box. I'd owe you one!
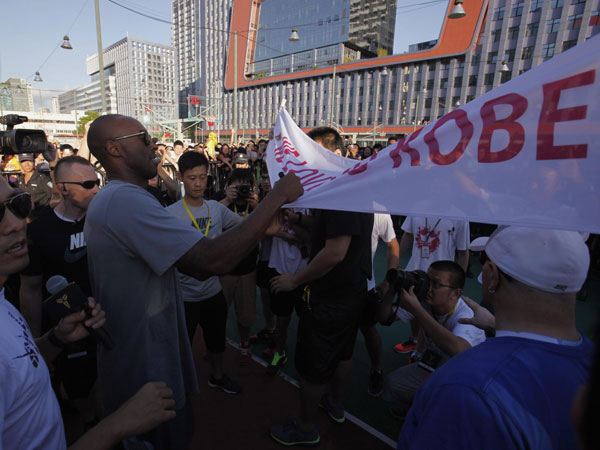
[45,275,114,350]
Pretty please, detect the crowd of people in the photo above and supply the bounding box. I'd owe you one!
[0,113,597,450]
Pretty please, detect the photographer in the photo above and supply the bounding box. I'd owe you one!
[17,153,54,221]
[219,168,260,364]
[378,260,485,419]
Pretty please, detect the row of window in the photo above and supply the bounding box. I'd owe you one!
[494,0,584,21]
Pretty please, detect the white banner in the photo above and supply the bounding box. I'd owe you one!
[266,36,600,233]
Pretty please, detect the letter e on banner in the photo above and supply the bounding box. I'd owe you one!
[537,70,594,160]
[425,110,474,165]
[479,93,528,163]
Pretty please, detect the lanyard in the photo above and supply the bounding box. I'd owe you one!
[425,217,441,242]
[182,198,210,237]
[437,300,458,327]
[234,203,250,217]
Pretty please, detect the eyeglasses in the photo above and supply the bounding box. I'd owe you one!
[111,130,152,146]
[59,179,101,189]
[0,192,32,222]
[430,279,458,290]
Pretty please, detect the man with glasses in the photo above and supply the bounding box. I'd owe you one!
[19,155,101,428]
[85,114,302,449]
[378,260,485,419]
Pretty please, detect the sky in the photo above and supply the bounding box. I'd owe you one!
[0,0,448,109]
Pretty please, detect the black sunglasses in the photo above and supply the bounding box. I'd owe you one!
[0,192,32,222]
[60,179,101,189]
[111,131,152,146]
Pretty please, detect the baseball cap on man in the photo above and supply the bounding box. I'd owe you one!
[484,226,589,294]
[234,153,249,165]
[18,154,35,162]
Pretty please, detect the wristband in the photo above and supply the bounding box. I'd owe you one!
[47,327,68,349]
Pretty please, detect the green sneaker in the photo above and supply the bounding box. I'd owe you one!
[270,419,320,446]
[267,351,287,376]
[319,393,345,423]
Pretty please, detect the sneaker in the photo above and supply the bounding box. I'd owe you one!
[250,328,275,343]
[318,393,345,423]
[240,341,251,365]
[367,369,384,397]
[266,351,287,376]
[394,337,417,354]
[208,374,242,394]
[270,419,320,447]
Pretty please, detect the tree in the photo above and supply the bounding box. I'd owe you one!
[77,110,100,135]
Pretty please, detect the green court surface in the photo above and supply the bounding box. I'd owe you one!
[225,242,599,444]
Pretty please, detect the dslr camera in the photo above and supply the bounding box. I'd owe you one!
[0,115,49,155]
[234,184,253,199]
[385,268,431,302]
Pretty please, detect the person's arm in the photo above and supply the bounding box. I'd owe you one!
[69,382,176,450]
[456,249,469,273]
[156,150,178,202]
[378,237,400,294]
[458,296,496,336]
[176,174,303,278]
[270,235,351,293]
[77,121,92,161]
[377,286,400,324]
[398,287,472,357]
[19,274,44,337]
[399,231,413,263]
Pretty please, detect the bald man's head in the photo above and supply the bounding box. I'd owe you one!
[87,114,130,162]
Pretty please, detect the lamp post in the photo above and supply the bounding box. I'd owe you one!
[413,87,427,132]
[329,63,336,126]
[94,0,107,114]
[372,67,388,144]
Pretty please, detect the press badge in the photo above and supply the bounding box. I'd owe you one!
[421,246,430,258]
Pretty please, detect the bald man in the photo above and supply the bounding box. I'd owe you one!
[85,114,302,448]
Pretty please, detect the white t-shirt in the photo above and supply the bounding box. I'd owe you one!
[0,289,66,450]
[402,216,469,271]
[268,208,310,275]
[369,213,396,291]
[167,199,241,301]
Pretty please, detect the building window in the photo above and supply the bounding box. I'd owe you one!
[487,51,498,64]
[453,77,463,88]
[414,81,421,91]
[571,0,585,4]
[424,98,432,108]
[437,97,445,108]
[472,54,481,65]
[526,22,539,37]
[485,73,495,85]
[547,18,560,33]
[426,79,434,90]
[493,7,505,21]
[508,26,519,39]
[491,29,502,42]
[521,46,533,59]
[504,49,516,62]
[530,0,544,11]
[500,71,512,83]
[441,78,448,89]
[468,75,478,86]
[551,0,564,7]
[591,11,600,26]
[511,2,524,17]
[563,40,577,51]
[568,14,583,30]
[542,42,555,58]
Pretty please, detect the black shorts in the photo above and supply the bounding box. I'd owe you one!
[267,267,303,317]
[255,260,271,288]
[359,289,380,329]
[54,337,97,399]
[295,290,364,385]
[184,291,227,354]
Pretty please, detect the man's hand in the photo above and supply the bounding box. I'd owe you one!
[222,185,238,205]
[398,286,422,314]
[247,191,259,209]
[111,382,176,440]
[458,296,496,332]
[270,173,303,204]
[270,272,298,294]
[54,298,106,344]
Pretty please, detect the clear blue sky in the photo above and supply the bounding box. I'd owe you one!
[0,0,448,109]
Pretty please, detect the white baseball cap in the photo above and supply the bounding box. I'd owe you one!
[484,226,589,293]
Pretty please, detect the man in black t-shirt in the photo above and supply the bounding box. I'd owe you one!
[269,127,374,446]
[17,153,54,221]
[19,155,100,426]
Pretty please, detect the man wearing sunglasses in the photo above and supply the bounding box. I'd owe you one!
[19,155,101,428]
[378,260,486,420]
[85,114,303,449]
[16,153,54,221]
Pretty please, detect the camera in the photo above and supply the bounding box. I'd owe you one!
[235,184,253,199]
[385,268,431,302]
[0,115,48,155]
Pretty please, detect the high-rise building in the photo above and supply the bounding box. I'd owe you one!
[348,0,396,56]
[173,0,599,142]
[0,78,34,113]
[86,37,177,122]
[58,76,118,115]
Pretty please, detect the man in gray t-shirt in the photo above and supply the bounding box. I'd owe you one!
[86,115,303,448]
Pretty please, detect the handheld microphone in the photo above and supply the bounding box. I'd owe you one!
[44,275,114,350]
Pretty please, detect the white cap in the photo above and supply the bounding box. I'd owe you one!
[484,226,589,294]
[470,236,489,252]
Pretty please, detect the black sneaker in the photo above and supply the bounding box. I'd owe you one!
[208,374,242,394]
[270,419,320,447]
[266,351,287,376]
[318,393,345,423]
[367,369,384,397]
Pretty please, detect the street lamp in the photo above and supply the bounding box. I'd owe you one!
[372,67,388,144]
[499,61,510,72]
[34,72,43,82]
[61,35,73,50]
[289,28,300,42]
[448,1,466,19]
[414,87,427,132]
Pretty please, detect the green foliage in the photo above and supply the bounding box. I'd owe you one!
[77,110,101,134]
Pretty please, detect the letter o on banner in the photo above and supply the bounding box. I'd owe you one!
[424,109,474,165]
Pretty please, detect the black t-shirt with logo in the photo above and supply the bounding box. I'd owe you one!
[308,209,374,300]
[22,208,92,298]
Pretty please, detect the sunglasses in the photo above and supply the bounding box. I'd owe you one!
[60,179,101,189]
[429,279,459,290]
[0,192,32,222]
[111,130,152,146]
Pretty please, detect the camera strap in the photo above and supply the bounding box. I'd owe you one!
[182,198,210,237]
